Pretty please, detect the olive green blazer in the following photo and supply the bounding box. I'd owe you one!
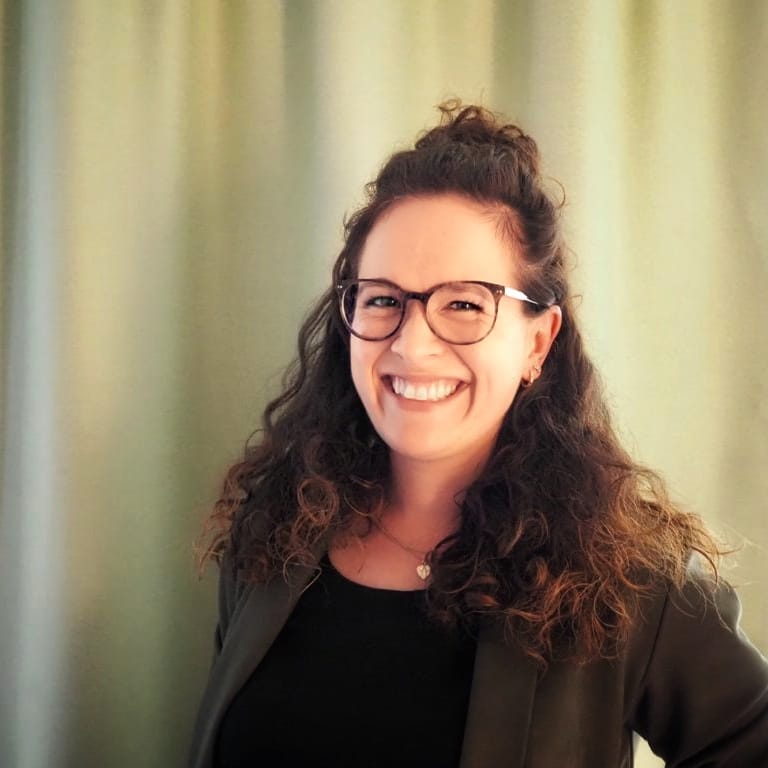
[187,554,768,767]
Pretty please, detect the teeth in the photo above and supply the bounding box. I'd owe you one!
[391,376,460,401]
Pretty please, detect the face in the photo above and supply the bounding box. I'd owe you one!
[349,193,561,471]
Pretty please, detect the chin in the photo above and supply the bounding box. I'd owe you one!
[378,426,495,468]
[387,444,453,464]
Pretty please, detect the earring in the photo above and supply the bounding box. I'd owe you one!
[522,364,542,388]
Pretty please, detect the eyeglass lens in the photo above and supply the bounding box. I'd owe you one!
[342,281,497,343]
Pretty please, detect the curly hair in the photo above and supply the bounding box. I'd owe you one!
[199,101,722,663]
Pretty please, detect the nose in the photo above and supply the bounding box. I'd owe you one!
[389,298,443,359]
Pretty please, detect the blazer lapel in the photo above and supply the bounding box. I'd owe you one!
[189,561,318,768]
[460,625,540,768]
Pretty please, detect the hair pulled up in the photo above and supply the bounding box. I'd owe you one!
[199,101,722,663]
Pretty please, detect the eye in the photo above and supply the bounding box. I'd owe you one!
[447,300,483,312]
[433,283,495,317]
[365,294,401,308]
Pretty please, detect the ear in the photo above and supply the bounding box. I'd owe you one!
[526,305,562,365]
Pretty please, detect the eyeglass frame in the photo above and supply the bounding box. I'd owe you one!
[335,277,553,346]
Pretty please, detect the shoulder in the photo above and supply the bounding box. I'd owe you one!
[627,566,759,672]
[626,565,765,689]
[625,566,768,764]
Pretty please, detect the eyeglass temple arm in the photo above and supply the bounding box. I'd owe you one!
[503,286,551,307]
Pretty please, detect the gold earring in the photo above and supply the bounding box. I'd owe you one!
[523,364,542,388]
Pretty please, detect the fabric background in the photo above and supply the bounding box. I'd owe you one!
[1,2,766,767]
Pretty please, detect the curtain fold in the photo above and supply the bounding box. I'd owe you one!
[1,2,765,766]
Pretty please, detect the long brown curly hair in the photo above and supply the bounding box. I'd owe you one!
[199,101,722,663]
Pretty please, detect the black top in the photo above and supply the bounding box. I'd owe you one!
[215,556,477,768]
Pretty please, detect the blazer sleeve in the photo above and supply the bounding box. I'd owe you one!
[628,575,768,766]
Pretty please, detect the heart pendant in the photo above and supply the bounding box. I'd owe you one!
[416,563,431,580]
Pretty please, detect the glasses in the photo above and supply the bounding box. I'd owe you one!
[336,278,550,345]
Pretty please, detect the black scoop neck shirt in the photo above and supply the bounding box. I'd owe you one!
[215,555,477,768]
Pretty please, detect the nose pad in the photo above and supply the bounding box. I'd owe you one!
[389,300,442,357]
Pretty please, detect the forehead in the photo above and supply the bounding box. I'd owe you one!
[357,194,519,287]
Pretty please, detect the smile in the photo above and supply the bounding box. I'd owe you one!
[389,376,462,402]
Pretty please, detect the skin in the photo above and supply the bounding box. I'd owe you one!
[330,193,562,589]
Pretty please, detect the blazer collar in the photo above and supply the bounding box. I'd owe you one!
[191,553,540,768]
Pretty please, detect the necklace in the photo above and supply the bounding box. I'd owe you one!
[372,518,432,581]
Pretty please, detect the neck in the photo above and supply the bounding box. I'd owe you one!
[383,449,490,544]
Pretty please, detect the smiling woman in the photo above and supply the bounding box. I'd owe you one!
[189,103,768,768]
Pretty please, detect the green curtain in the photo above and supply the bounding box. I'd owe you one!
[1,2,765,767]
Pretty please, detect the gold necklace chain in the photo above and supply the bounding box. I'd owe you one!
[371,518,432,581]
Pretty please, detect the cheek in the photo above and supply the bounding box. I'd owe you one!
[349,339,377,404]
[349,341,364,393]
[465,340,526,404]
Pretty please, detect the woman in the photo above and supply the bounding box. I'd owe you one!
[189,103,768,767]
